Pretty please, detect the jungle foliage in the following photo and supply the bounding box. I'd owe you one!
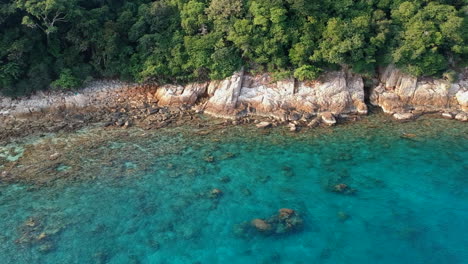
[1,0,466,96]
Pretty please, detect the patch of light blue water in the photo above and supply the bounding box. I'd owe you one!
[0,123,467,264]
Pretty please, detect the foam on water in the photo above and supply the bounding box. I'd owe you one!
[0,115,467,264]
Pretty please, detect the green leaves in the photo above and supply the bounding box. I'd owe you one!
[294,65,321,81]
[51,69,82,90]
[1,0,466,96]
[391,2,465,76]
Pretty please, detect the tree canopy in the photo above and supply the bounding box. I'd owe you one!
[1,0,466,96]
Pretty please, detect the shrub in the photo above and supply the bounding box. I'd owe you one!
[293,65,322,81]
[51,69,82,91]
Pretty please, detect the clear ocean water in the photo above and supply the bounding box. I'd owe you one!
[0,115,467,264]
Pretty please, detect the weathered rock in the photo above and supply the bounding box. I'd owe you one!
[455,112,468,122]
[307,117,321,128]
[442,112,454,119]
[371,65,468,120]
[201,71,245,119]
[321,112,336,126]
[49,153,60,161]
[155,83,208,106]
[393,112,415,121]
[238,71,366,120]
[256,122,272,129]
[287,123,298,132]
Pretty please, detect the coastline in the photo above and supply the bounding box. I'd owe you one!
[0,65,467,142]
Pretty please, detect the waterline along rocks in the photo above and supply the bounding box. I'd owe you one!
[1,69,368,119]
[1,68,467,139]
[370,65,468,121]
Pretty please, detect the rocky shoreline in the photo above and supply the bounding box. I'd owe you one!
[1,65,466,141]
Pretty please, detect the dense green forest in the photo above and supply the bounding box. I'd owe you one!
[1,0,466,96]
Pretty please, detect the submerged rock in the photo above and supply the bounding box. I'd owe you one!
[400,133,417,140]
[337,211,350,222]
[204,156,215,163]
[209,188,223,199]
[251,219,272,232]
[38,241,54,254]
[238,208,303,237]
[332,183,356,195]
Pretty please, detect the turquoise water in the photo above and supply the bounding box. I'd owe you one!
[0,116,467,264]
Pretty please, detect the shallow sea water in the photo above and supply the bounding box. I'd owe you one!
[0,115,467,264]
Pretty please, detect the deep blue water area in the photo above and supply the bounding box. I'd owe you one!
[0,115,467,264]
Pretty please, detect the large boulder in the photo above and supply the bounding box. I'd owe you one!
[370,65,468,119]
[201,71,245,119]
[200,69,367,120]
[155,83,208,106]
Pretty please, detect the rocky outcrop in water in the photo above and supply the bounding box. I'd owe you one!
[235,208,303,237]
[370,65,468,121]
[1,66,467,140]
[0,69,367,121]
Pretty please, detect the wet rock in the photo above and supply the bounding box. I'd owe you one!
[442,112,454,119]
[256,122,272,129]
[455,112,468,122]
[288,112,302,121]
[115,120,125,127]
[287,123,298,132]
[147,108,159,115]
[400,133,417,139]
[103,121,113,127]
[321,112,336,126]
[123,120,131,129]
[393,113,415,121]
[49,153,60,161]
[307,117,321,128]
